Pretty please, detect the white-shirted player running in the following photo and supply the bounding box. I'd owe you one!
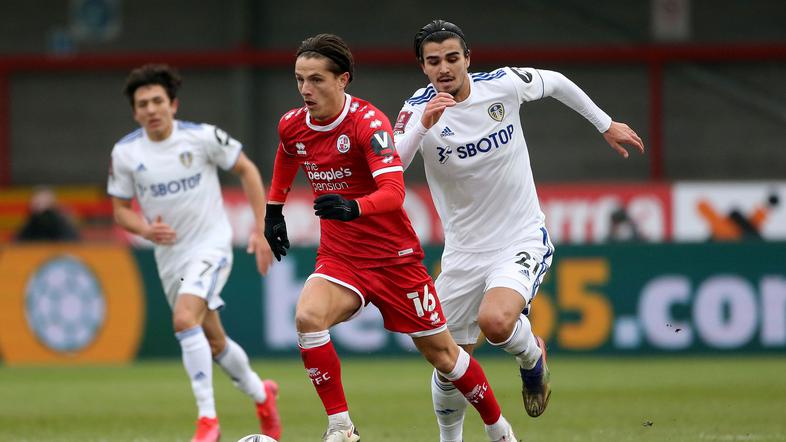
[394,20,645,442]
[108,64,282,442]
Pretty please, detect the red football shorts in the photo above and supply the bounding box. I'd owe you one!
[308,254,447,337]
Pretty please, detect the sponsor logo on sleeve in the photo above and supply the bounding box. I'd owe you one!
[393,111,413,135]
[370,130,396,157]
[214,127,230,146]
[512,67,533,83]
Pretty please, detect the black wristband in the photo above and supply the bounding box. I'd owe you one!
[265,203,284,218]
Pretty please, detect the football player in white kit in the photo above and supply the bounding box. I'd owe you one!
[394,20,645,442]
[108,64,281,442]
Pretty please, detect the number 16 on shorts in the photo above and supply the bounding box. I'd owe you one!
[407,285,436,317]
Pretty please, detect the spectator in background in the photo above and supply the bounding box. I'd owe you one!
[608,206,643,242]
[15,186,80,241]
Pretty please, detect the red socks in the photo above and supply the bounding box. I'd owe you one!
[300,340,348,415]
[449,355,502,425]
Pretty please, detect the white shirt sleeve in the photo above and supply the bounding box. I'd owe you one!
[107,146,135,199]
[392,104,427,170]
[203,124,243,170]
[538,69,613,132]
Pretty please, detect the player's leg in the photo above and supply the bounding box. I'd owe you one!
[481,232,554,417]
[172,293,218,442]
[430,344,471,442]
[170,252,231,442]
[371,262,516,442]
[429,249,488,441]
[480,288,549,416]
[296,274,363,442]
[414,331,517,442]
[203,311,281,439]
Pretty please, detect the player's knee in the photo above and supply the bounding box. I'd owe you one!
[478,310,517,343]
[172,311,200,333]
[424,349,456,373]
[295,306,329,332]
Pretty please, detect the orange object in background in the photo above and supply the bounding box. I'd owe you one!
[0,244,145,365]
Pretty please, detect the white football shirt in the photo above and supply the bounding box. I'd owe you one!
[107,120,242,275]
[395,67,611,252]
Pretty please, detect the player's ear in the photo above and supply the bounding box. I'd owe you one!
[337,72,350,89]
[171,97,179,114]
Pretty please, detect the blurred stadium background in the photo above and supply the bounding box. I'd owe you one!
[1,0,785,441]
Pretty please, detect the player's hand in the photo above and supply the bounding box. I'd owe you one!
[264,204,290,261]
[143,215,177,245]
[313,194,360,222]
[422,92,456,129]
[247,230,273,275]
[603,121,645,158]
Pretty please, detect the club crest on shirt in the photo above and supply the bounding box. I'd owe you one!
[179,151,193,168]
[488,102,505,122]
[336,134,351,153]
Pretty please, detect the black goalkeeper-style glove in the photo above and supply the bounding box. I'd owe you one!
[264,203,290,261]
[313,194,360,222]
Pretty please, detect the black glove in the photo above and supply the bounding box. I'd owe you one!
[313,194,360,222]
[264,203,290,261]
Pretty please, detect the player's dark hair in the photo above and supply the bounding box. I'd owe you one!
[296,34,355,84]
[414,19,469,63]
[123,64,182,107]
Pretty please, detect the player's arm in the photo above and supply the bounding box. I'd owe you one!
[315,114,405,221]
[231,152,273,274]
[264,139,299,261]
[393,94,456,170]
[314,171,405,221]
[537,69,645,157]
[111,197,176,245]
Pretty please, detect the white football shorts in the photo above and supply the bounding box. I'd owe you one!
[160,248,233,311]
[436,227,554,345]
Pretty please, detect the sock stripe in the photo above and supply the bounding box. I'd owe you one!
[175,325,204,340]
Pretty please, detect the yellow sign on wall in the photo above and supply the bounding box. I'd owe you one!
[0,244,144,365]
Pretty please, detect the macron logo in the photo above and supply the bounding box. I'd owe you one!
[440,126,455,137]
[136,163,147,172]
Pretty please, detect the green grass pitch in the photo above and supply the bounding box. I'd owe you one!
[1,356,784,441]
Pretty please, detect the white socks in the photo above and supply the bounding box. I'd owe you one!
[328,410,353,429]
[484,415,512,441]
[488,313,542,369]
[431,369,468,442]
[215,337,267,404]
[176,326,215,418]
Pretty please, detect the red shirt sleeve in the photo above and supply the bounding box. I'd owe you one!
[268,138,299,203]
[353,103,407,216]
[356,171,405,216]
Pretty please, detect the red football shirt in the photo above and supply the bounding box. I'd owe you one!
[269,94,424,268]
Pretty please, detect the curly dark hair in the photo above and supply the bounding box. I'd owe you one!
[123,64,182,107]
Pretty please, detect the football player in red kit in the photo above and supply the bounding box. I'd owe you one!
[263,34,519,442]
